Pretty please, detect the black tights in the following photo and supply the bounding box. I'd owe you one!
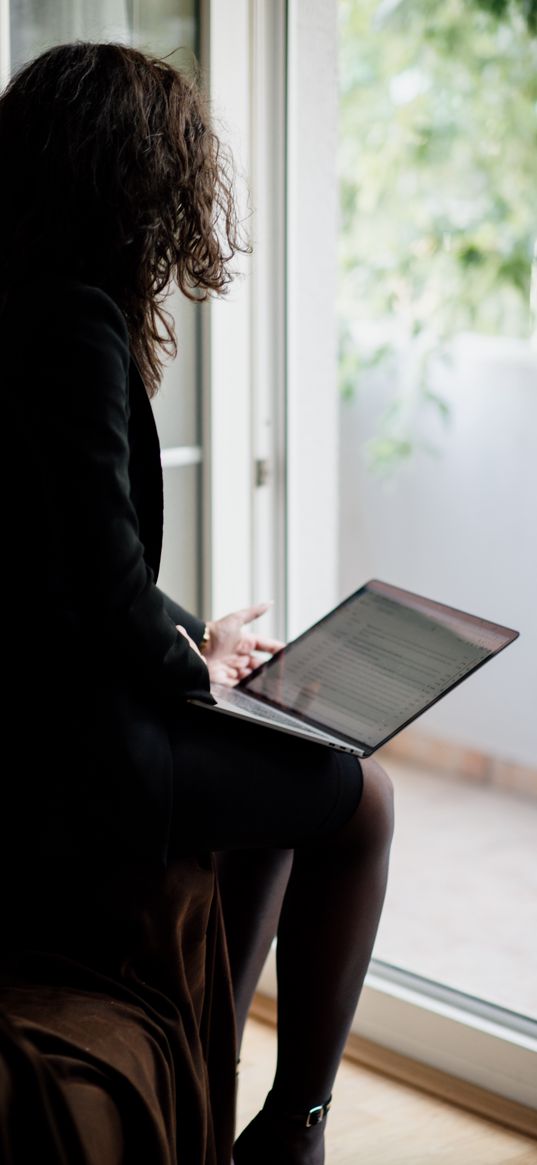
[216,758,394,1165]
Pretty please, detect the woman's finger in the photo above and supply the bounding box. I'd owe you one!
[251,636,285,654]
[233,600,274,626]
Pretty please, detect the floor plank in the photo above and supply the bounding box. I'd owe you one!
[236,1018,537,1164]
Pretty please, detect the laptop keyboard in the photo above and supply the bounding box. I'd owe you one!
[213,685,326,737]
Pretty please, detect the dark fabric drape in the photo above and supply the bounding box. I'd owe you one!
[0,854,236,1165]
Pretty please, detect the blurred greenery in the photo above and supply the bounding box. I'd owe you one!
[338,0,537,470]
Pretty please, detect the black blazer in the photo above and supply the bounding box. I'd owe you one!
[2,277,213,866]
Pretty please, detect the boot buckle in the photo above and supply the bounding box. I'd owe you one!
[305,1098,331,1127]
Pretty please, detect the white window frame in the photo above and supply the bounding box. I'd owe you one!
[199,0,254,621]
[0,0,10,90]
[199,0,287,642]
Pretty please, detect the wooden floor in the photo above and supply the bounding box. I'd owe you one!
[236,1018,537,1165]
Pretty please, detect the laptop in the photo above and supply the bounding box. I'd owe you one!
[192,579,519,758]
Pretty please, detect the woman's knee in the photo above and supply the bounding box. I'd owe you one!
[339,758,394,853]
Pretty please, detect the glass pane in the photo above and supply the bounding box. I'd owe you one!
[129,0,197,64]
[10,1,130,71]
[338,0,537,1019]
[151,288,199,449]
[159,465,200,615]
[10,0,197,73]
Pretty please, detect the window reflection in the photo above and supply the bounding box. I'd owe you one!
[10,0,197,76]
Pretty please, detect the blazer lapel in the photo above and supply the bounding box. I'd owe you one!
[128,358,164,580]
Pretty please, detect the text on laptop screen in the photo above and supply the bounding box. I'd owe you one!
[243,584,509,749]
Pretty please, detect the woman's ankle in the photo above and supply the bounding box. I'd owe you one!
[263,1088,332,1125]
[233,1091,330,1165]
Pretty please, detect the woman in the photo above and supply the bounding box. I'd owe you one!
[0,42,394,1165]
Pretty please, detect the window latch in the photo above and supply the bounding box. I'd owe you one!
[255,457,270,487]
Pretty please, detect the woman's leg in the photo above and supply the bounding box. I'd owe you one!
[276,759,393,1102]
[232,759,394,1165]
[169,708,393,1165]
[216,849,294,1048]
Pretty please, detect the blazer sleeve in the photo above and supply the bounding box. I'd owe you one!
[158,591,206,647]
[39,282,213,701]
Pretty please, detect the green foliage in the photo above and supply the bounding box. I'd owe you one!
[474,0,537,34]
[338,0,537,471]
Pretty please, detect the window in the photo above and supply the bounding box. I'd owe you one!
[199,0,287,636]
[259,0,537,1111]
[338,0,537,1016]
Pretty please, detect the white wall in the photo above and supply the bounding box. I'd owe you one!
[339,334,537,768]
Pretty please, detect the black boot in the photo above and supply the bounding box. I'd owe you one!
[233,1090,331,1165]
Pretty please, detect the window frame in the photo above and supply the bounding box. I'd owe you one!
[199,0,288,641]
[204,0,537,1109]
[1,0,10,88]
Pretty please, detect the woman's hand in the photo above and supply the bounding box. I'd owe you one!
[202,601,284,686]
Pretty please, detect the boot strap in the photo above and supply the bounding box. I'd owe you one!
[290,1095,332,1127]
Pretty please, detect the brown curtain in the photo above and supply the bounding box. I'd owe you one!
[0,854,236,1165]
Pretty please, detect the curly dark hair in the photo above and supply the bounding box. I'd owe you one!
[0,42,249,394]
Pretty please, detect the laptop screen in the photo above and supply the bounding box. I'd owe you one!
[241,580,519,752]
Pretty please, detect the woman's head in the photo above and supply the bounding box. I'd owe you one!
[0,42,247,393]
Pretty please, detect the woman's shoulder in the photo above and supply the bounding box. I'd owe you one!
[1,274,131,393]
[2,274,129,342]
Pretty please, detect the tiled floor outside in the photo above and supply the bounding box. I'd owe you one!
[372,754,537,1020]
